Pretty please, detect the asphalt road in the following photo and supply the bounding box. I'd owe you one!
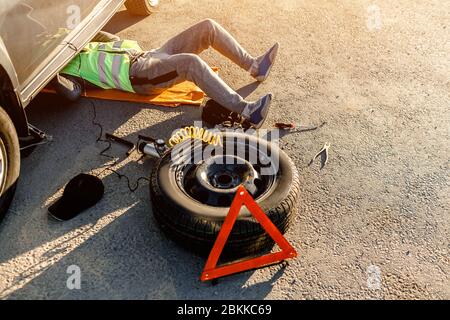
[0,0,448,299]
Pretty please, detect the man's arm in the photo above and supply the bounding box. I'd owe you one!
[50,73,83,101]
[91,30,120,43]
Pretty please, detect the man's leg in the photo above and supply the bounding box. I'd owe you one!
[157,18,279,83]
[131,53,247,113]
[131,53,272,128]
[157,18,255,72]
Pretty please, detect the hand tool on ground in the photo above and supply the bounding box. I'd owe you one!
[309,142,330,170]
[274,121,327,132]
[105,133,136,156]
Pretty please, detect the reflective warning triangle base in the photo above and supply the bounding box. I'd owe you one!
[201,185,297,281]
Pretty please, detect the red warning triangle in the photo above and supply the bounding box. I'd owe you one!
[201,185,297,281]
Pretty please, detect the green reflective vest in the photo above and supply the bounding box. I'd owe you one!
[61,40,143,93]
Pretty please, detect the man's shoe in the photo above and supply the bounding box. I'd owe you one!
[242,93,273,129]
[251,43,279,82]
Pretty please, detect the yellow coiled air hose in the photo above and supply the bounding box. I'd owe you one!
[168,126,222,147]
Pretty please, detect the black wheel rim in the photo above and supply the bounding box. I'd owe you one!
[172,135,278,207]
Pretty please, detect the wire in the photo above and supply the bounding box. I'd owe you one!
[88,99,150,193]
[62,41,79,53]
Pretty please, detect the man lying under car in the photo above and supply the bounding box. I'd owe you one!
[53,19,278,128]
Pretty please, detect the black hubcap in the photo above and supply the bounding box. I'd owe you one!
[176,151,276,207]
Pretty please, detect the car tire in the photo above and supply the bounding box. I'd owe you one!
[125,0,159,16]
[0,106,20,223]
[150,131,299,259]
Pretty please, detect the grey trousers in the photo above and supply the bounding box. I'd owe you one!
[129,19,256,113]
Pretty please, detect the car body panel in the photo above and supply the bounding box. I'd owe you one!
[0,0,125,108]
[0,37,19,91]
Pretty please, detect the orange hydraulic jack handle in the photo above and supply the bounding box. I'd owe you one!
[200,185,298,281]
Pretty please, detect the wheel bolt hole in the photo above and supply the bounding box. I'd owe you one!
[254,178,263,189]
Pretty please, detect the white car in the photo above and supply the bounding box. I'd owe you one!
[0,0,159,221]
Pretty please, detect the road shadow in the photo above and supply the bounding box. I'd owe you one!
[0,80,260,264]
[0,92,190,263]
[236,81,260,99]
[0,83,286,299]
[3,185,287,299]
[103,9,149,34]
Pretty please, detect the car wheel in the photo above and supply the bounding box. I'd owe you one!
[125,0,159,16]
[0,106,20,223]
[150,131,299,259]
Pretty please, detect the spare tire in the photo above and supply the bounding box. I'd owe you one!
[150,131,299,259]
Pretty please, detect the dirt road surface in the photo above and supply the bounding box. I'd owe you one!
[0,0,448,299]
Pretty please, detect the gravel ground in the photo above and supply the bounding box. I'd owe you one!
[0,0,449,299]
